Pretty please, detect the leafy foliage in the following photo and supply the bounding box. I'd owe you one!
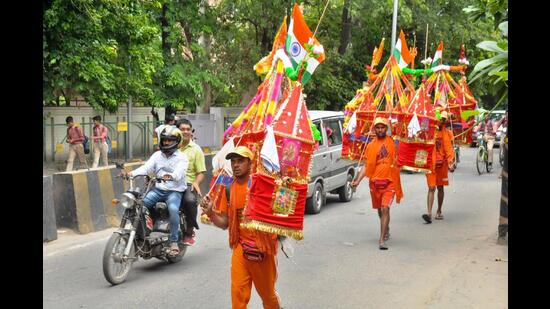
[465,0,508,107]
[43,0,504,112]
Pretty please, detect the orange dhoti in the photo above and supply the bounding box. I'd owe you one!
[231,243,280,309]
[368,180,396,208]
[426,162,449,187]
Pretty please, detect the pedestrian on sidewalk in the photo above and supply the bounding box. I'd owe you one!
[177,118,207,246]
[423,111,455,224]
[65,116,89,172]
[351,117,403,250]
[200,146,281,309]
[91,115,109,168]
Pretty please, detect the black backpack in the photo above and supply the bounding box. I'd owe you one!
[83,135,90,154]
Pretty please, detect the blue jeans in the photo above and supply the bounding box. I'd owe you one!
[142,188,183,243]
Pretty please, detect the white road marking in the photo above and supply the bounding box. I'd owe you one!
[44,235,111,258]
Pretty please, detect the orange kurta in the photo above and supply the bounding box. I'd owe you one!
[363,136,403,206]
[219,180,280,309]
[426,126,455,187]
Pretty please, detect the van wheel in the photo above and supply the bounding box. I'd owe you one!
[306,182,325,214]
[338,173,354,202]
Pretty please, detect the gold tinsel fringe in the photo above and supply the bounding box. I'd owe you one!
[200,214,213,225]
[241,220,303,240]
[401,165,431,173]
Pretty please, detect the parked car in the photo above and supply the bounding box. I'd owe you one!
[306,111,358,214]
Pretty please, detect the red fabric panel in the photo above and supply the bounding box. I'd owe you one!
[397,142,435,170]
[244,173,307,230]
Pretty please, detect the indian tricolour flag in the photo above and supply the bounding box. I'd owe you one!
[285,4,325,85]
[393,30,413,69]
[431,41,444,68]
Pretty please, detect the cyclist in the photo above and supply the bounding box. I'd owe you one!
[474,112,506,169]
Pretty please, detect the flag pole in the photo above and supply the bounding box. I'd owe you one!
[391,0,399,54]
[313,0,331,38]
[424,23,429,61]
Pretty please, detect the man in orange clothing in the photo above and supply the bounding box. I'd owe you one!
[422,111,455,223]
[201,146,281,309]
[351,117,403,250]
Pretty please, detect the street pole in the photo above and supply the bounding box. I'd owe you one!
[391,0,399,53]
[127,56,133,161]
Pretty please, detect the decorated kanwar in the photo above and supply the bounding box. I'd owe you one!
[347,31,418,250]
[200,3,326,308]
[419,41,461,224]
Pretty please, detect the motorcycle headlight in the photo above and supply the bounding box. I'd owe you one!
[120,192,136,209]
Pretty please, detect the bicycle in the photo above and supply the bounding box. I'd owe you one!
[475,137,493,174]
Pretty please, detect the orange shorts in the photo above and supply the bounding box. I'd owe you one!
[426,163,449,187]
[369,180,395,209]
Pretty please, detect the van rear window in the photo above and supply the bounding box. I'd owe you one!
[324,119,342,146]
[314,121,323,146]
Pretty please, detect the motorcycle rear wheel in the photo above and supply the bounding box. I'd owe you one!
[103,233,135,285]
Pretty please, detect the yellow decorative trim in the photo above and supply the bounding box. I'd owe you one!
[394,136,436,145]
[401,165,431,173]
[200,213,213,225]
[240,220,303,240]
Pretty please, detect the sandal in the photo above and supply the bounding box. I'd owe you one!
[379,242,388,250]
[422,214,432,224]
[435,213,444,220]
[169,243,180,256]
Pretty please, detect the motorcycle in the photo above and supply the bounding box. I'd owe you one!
[102,163,188,285]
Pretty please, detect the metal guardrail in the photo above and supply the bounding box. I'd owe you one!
[43,117,158,163]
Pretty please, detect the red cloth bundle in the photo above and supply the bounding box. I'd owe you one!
[243,173,307,240]
[397,141,435,172]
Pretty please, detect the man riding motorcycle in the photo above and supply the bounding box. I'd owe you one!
[119,126,189,256]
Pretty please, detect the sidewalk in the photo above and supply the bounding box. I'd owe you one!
[425,234,508,308]
[43,228,117,258]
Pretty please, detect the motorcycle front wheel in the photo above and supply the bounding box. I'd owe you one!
[102,233,136,285]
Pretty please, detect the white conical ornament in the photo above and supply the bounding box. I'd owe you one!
[407,113,421,138]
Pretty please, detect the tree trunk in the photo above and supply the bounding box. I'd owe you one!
[198,83,212,114]
[161,4,170,58]
[197,0,212,114]
[338,0,352,55]
[261,26,270,57]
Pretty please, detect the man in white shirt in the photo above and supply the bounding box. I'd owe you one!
[121,126,188,256]
[153,113,177,151]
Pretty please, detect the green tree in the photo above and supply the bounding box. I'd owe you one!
[43,0,163,112]
[465,0,508,107]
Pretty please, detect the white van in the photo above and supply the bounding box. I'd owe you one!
[306,111,358,214]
